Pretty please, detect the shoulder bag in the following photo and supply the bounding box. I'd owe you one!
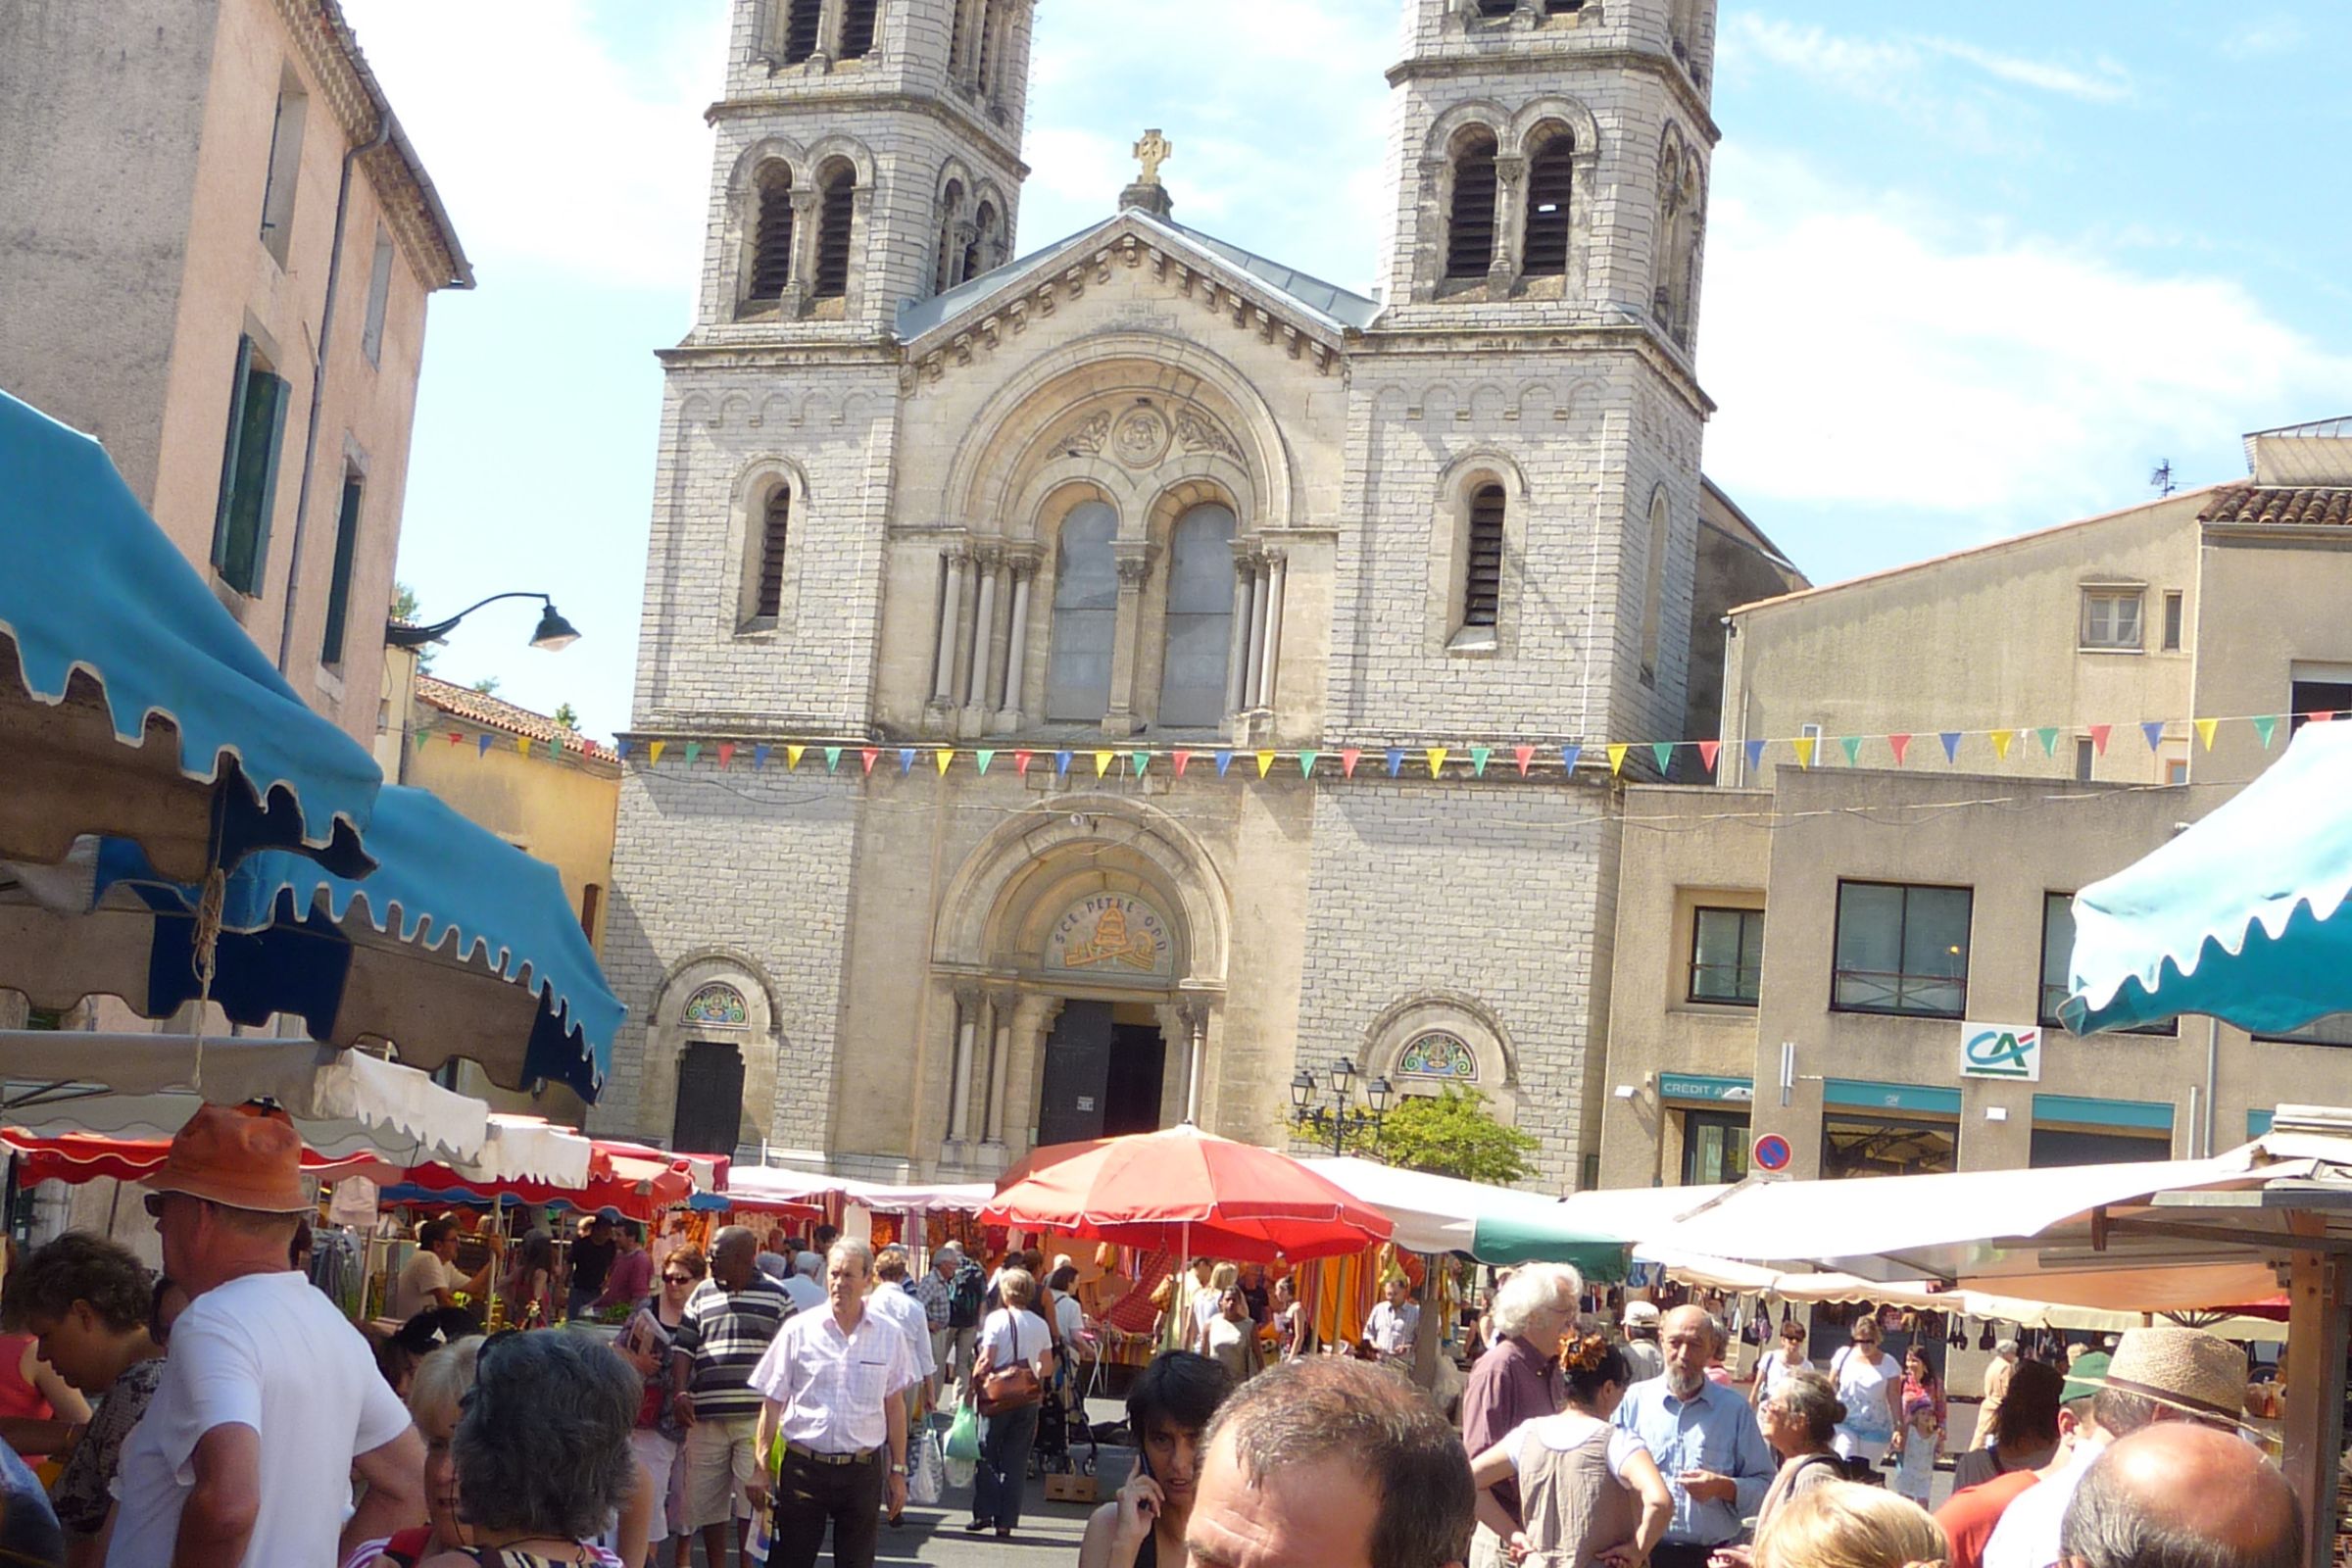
[975,1308,1044,1417]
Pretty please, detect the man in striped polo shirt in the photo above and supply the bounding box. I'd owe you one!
[670,1225,795,1567]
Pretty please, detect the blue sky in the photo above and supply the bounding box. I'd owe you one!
[344,1,2352,741]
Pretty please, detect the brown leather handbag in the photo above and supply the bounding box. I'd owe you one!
[974,1309,1043,1416]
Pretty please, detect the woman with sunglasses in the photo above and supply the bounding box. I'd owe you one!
[619,1247,704,1567]
[1827,1319,1902,1477]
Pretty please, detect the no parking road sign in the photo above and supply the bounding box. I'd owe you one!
[1751,1132,1792,1172]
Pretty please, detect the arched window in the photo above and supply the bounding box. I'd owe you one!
[747,165,794,305]
[1522,132,1574,276]
[1653,133,1699,347]
[1446,131,1499,279]
[949,0,973,77]
[1044,501,1118,722]
[1156,504,1237,727]
[753,483,791,619]
[962,201,998,283]
[1640,487,1668,681]
[682,982,750,1025]
[781,0,822,63]
[1462,483,1505,628]
[812,166,856,300]
[840,0,878,59]
[973,0,998,95]
[934,178,966,292]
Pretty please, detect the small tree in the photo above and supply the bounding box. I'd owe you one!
[1308,1085,1540,1186]
[553,702,579,730]
[471,676,501,697]
[390,582,434,671]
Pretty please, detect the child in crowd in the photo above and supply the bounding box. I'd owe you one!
[1889,1396,1939,1505]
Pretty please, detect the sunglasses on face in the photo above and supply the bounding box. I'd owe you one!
[663,1273,694,1284]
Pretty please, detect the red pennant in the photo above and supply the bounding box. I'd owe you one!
[859,748,879,774]
[2088,723,2111,756]
[1014,750,1034,775]
[1887,733,1912,765]
[1341,748,1362,778]
[1513,744,1535,777]
[1172,750,1193,777]
[1697,740,1721,771]
[716,742,736,768]
[447,730,465,747]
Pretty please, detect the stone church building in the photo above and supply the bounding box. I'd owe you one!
[598,0,1774,1191]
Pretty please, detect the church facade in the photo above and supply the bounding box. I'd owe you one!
[598,0,1724,1191]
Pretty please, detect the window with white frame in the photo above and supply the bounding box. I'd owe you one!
[2080,587,2144,652]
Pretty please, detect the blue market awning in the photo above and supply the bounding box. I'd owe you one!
[0,389,380,879]
[5,787,622,1101]
[2065,719,2352,1037]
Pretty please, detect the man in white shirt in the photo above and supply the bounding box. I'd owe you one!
[388,1216,503,1321]
[107,1104,423,1568]
[751,1239,919,1568]
[782,1250,828,1313]
[1361,1276,1421,1360]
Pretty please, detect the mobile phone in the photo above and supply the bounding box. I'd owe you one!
[1136,1446,1153,1480]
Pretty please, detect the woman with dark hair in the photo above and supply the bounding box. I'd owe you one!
[502,1230,559,1328]
[1469,1333,1673,1568]
[1077,1350,1236,1568]
[0,1233,163,1566]
[417,1330,641,1568]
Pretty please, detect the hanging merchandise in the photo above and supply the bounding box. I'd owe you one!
[1979,1319,1998,1352]
[1947,1314,1967,1349]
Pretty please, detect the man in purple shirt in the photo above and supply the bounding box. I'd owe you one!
[1460,1264,1581,1568]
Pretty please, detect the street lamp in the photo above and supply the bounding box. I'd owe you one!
[1292,1056,1393,1156]
[386,592,581,653]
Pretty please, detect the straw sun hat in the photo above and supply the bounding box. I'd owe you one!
[2079,1327,2249,1424]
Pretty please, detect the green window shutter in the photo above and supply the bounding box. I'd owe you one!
[211,335,256,579]
[320,472,364,664]
[225,368,291,596]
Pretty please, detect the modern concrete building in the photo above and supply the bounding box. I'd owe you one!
[1600,418,2352,1189]
[0,0,470,746]
[601,0,1769,1183]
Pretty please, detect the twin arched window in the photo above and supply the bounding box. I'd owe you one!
[813,165,857,299]
[779,0,876,64]
[1446,132,1499,279]
[1522,133,1574,276]
[737,158,858,314]
[748,167,794,303]
[1042,500,1242,728]
[1445,127,1576,286]
[1044,502,1118,721]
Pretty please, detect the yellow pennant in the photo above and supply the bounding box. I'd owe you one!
[2194,717,2219,752]
[935,749,954,775]
[1426,747,1448,776]
[1607,743,1630,777]
[648,741,666,764]
[514,736,530,756]
[786,744,806,770]
[1094,750,1114,778]
[1792,736,1815,769]
[1990,729,2015,760]
[1255,750,1275,778]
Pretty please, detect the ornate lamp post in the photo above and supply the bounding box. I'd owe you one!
[1290,1056,1392,1156]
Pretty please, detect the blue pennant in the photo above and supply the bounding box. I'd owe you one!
[753,745,771,769]
[1939,731,1962,762]
[2141,720,2167,751]
[898,747,916,774]
[1385,747,1404,778]
[1215,750,1235,777]
[1054,750,1074,776]
[1743,739,1765,772]
[1560,744,1583,774]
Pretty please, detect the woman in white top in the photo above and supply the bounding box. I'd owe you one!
[1751,1317,1813,1409]
[1191,1263,1238,1355]
[1826,1318,1901,1471]
[967,1267,1056,1541]
[1200,1288,1263,1385]
[1469,1335,1673,1568]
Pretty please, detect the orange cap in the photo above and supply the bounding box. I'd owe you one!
[143,1103,311,1214]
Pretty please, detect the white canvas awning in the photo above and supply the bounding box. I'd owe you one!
[727,1165,994,1212]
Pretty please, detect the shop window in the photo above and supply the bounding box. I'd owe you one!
[1832,881,1971,1018]
[1681,1109,1749,1185]
[1822,1113,1957,1179]
[2040,893,2173,1036]
[1689,906,1762,1004]
[2029,1126,2170,1168]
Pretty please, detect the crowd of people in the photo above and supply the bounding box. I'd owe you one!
[0,1105,2319,1568]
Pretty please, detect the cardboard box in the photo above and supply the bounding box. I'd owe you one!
[1044,1472,1098,1503]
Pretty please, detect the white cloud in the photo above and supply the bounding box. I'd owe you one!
[1719,14,2131,111]
[1919,38,2130,104]
[1698,146,2352,534]
[341,0,726,292]
[2222,18,2305,59]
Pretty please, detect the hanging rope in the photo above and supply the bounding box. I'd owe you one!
[188,864,225,1092]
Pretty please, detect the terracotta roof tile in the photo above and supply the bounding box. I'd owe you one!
[2198,484,2352,528]
[415,675,604,758]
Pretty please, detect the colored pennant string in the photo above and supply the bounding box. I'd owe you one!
[755,744,773,769]
[1988,730,2013,761]
[1470,746,1491,778]
[1561,745,1584,773]
[935,749,954,776]
[2141,721,2166,752]
[1426,748,1448,777]
[1838,736,1861,767]
[1132,752,1149,777]
[1216,751,1236,778]
[2034,726,2059,758]
[1173,750,1193,777]
[684,741,702,765]
[1792,736,1815,769]
[1938,732,1961,763]
[1651,742,1675,775]
[1054,750,1072,777]
[975,750,995,775]
[824,746,843,772]
[514,737,529,757]
[1094,751,1113,779]
[1607,744,1630,777]
[1886,733,1910,765]
[649,741,666,765]
[1298,750,1320,778]
[717,742,736,767]
[416,730,432,751]
[1342,749,1362,778]
[2194,717,2219,752]
[1696,740,1720,772]
[478,735,495,758]
[2086,726,2109,758]
[859,748,878,773]
[1513,745,1534,777]
[1014,750,1034,775]
[1743,739,1765,772]
[1386,748,1404,779]
[2253,715,2278,750]
[898,748,916,775]
[1255,751,1275,779]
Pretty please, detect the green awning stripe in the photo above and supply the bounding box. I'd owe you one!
[2032,1093,2174,1131]
[1824,1079,1963,1116]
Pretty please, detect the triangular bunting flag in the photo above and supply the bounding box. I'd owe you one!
[1886,733,1911,765]
[1173,750,1193,777]
[684,742,702,765]
[547,738,561,759]
[1255,751,1275,779]
[898,748,916,774]
[1426,748,1448,777]
[2253,715,2278,750]
[1216,751,1236,778]
[1131,752,1148,777]
[858,747,878,773]
[1093,751,1112,778]
[1560,745,1583,773]
[613,739,630,760]
[2194,717,2219,752]
[935,749,954,775]
[1938,732,1961,763]
[1839,736,1861,767]
[756,745,773,769]
[2140,721,2166,752]
[1651,742,1676,775]
[1607,743,1630,777]
[823,746,842,772]
[415,729,431,751]
[717,742,736,768]
[1054,750,1074,777]
[649,741,666,765]
[976,750,995,775]
[1513,745,1534,777]
[1792,736,1815,769]
[1989,730,2014,760]
[1697,739,1721,772]
[2086,725,2110,758]
[1014,750,1034,775]
[1298,751,1320,778]
[478,734,495,758]
[2034,727,2059,759]
[1342,748,1362,778]
[448,731,464,747]
[1385,748,1404,778]
[1469,746,1491,778]
[514,736,529,756]
[1743,739,1765,772]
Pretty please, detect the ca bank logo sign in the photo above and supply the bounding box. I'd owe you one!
[1961,1021,2042,1082]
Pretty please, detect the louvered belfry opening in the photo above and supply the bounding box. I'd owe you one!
[756,486,791,618]
[1464,484,1506,627]
[1474,0,1514,14]
[963,202,997,284]
[1522,134,1575,275]
[1446,133,1499,279]
[949,0,968,75]
[782,0,822,63]
[840,0,878,58]
[813,169,856,299]
[748,168,795,302]
[1543,0,1585,12]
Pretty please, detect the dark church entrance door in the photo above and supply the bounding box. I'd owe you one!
[672,1041,746,1157]
[1034,999,1165,1147]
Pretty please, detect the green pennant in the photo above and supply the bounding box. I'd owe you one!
[684,742,702,765]
[547,738,561,760]
[2035,726,2060,758]
[975,750,995,775]
[1298,750,1320,778]
[1839,735,1862,766]
[1131,752,1149,777]
[1470,746,1492,777]
[2254,714,2279,750]
[824,746,843,773]
[414,730,430,751]
[1650,742,1675,774]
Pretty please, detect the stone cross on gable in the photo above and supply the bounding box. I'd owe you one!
[1132,128,1173,187]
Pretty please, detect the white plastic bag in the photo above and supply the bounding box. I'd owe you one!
[909,1430,946,1506]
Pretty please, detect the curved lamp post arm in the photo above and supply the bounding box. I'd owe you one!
[386,592,579,652]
